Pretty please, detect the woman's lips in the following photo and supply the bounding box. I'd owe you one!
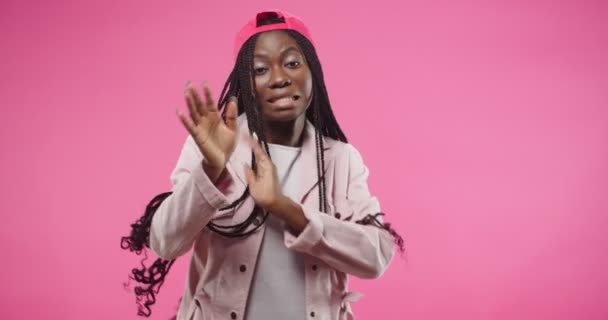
[268,95,299,108]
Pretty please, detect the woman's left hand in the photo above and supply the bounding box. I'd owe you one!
[243,134,282,210]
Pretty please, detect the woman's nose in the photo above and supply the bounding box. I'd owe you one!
[269,67,292,88]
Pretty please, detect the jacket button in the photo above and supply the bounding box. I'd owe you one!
[334,212,341,219]
[239,265,247,272]
[311,264,317,271]
[230,311,237,319]
[310,311,315,317]
[253,217,262,226]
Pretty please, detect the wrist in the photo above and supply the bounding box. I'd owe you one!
[266,194,290,213]
[202,160,225,184]
[266,195,308,234]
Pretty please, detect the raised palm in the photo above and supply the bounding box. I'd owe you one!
[178,82,238,169]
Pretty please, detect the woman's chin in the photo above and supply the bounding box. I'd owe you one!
[263,107,305,123]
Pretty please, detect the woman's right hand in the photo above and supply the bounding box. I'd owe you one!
[177,81,239,177]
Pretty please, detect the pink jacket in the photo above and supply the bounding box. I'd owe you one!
[150,115,395,320]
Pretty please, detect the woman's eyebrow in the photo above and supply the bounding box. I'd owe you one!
[280,46,301,57]
[254,46,301,59]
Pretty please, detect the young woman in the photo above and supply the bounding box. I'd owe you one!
[122,9,404,320]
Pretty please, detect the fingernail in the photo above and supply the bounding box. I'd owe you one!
[202,80,208,87]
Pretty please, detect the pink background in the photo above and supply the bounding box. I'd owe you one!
[1,0,607,319]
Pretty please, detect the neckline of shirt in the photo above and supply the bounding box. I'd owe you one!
[266,143,302,152]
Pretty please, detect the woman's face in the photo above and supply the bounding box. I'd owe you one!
[252,30,313,123]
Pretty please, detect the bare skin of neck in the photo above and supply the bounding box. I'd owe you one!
[263,116,307,147]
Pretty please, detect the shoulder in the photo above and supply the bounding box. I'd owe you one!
[322,136,366,168]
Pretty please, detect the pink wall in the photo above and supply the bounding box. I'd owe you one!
[1,0,607,319]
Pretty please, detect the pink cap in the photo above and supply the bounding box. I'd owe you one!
[233,9,315,60]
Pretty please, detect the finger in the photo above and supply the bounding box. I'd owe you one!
[176,108,197,136]
[243,165,256,185]
[249,135,274,177]
[224,97,238,131]
[244,133,268,163]
[189,82,207,117]
[185,85,201,125]
[202,81,218,113]
[253,133,268,157]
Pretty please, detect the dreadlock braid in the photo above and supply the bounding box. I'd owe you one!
[207,33,275,238]
[120,192,175,317]
[284,30,347,142]
[283,30,405,254]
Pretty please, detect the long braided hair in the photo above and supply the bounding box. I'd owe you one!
[121,14,404,317]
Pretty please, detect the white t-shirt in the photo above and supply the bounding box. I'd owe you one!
[244,143,306,320]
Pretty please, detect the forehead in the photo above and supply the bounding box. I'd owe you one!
[254,30,302,57]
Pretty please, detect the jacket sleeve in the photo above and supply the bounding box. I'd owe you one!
[149,136,231,260]
[284,144,396,279]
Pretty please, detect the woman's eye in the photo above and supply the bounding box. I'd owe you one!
[254,67,267,75]
[286,61,301,68]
